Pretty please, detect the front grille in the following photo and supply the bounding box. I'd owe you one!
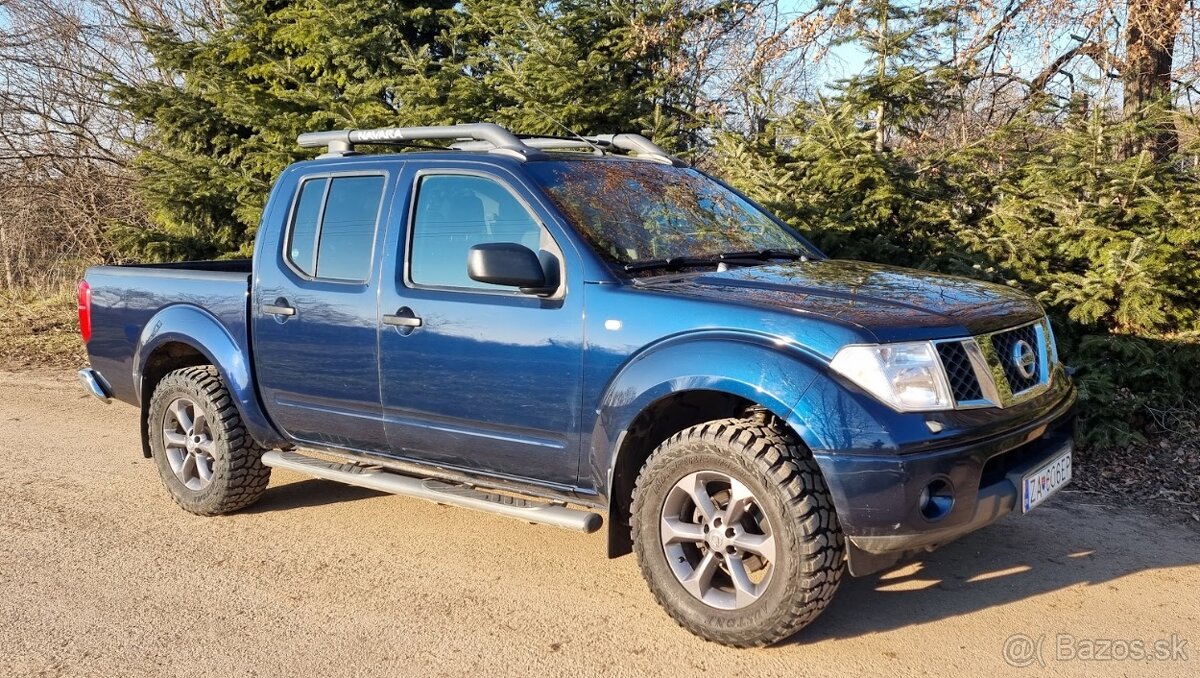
[936,341,983,402]
[991,323,1041,393]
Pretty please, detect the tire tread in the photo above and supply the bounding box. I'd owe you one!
[631,417,845,647]
[150,366,270,515]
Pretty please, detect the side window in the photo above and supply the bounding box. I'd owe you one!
[409,174,543,290]
[286,175,386,281]
[287,178,326,276]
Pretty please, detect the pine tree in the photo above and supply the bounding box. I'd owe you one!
[964,105,1200,336]
[710,0,963,269]
[706,0,1200,445]
[441,0,701,147]
[115,0,711,259]
[115,0,457,260]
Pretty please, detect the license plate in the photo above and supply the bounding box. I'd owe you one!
[1021,444,1072,513]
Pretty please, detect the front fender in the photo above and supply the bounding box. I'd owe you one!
[134,304,284,447]
[589,330,829,498]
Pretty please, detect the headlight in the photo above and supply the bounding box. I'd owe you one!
[829,341,953,411]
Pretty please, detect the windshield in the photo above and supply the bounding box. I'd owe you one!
[526,160,818,271]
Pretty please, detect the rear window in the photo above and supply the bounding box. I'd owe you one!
[286,175,386,281]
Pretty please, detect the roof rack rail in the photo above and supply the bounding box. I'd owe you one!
[298,123,539,160]
[449,133,684,166]
[297,123,684,165]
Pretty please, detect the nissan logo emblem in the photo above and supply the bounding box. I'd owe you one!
[1011,339,1037,379]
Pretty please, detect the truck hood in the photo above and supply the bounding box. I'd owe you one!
[637,259,1043,342]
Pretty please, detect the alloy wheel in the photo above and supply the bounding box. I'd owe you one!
[161,397,216,491]
[659,470,776,610]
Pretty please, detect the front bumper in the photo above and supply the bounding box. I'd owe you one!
[813,384,1077,576]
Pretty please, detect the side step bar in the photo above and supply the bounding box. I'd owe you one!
[261,450,603,534]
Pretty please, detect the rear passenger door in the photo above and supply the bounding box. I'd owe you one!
[253,165,396,452]
[377,163,585,488]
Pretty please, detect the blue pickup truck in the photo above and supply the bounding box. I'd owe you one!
[78,123,1075,647]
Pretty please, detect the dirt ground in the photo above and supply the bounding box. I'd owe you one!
[1,370,1197,677]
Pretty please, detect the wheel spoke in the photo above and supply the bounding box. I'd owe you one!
[680,473,719,524]
[163,431,188,448]
[171,400,193,433]
[194,454,214,483]
[165,448,186,474]
[660,516,705,545]
[723,477,754,524]
[178,452,197,481]
[191,411,207,437]
[726,555,760,606]
[730,532,776,561]
[680,551,719,599]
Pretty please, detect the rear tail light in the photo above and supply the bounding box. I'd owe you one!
[77,279,92,343]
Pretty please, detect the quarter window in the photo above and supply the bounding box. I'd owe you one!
[409,174,544,290]
[286,175,385,281]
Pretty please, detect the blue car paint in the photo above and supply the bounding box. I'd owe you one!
[81,149,1077,574]
[83,263,286,450]
[374,158,591,489]
[250,160,398,453]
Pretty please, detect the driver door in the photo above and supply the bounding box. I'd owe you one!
[377,164,584,488]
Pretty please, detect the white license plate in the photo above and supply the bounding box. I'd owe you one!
[1021,444,1072,513]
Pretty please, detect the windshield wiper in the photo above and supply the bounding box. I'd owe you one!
[623,255,726,273]
[715,248,810,262]
[623,249,811,273]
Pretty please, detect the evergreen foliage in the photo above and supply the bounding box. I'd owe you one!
[115,0,705,260]
[445,0,695,146]
[114,0,1200,446]
[709,4,1200,446]
[114,0,456,259]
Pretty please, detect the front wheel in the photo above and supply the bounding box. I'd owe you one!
[631,418,845,647]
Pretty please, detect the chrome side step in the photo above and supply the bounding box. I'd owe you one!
[261,450,603,534]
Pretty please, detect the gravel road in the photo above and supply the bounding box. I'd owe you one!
[1,370,1197,677]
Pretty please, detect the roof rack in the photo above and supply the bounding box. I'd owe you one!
[450,134,682,166]
[296,123,684,166]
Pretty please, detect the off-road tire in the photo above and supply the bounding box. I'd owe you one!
[631,417,844,647]
[148,366,271,515]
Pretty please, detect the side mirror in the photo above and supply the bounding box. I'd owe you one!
[467,243,553,294]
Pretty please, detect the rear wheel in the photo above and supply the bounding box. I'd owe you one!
[631,417,844,647]
[148,366,271,515]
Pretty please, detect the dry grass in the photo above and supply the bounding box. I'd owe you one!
[0,288,87,369]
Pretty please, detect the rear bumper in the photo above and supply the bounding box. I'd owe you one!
[78,368,113,404]
[813,385,1077,576]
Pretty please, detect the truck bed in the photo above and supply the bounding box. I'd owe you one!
[83,260,253,406]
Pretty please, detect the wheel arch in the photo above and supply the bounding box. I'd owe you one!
[134,304,284,458]
[591,333,831,557]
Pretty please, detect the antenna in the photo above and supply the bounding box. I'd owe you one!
[521,99,606,156]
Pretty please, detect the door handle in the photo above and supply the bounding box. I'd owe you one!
[262,303,296,317]
[382,314,422,328]
[383,306,422,333]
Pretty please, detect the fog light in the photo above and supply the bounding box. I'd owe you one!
[919,478,954,521]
